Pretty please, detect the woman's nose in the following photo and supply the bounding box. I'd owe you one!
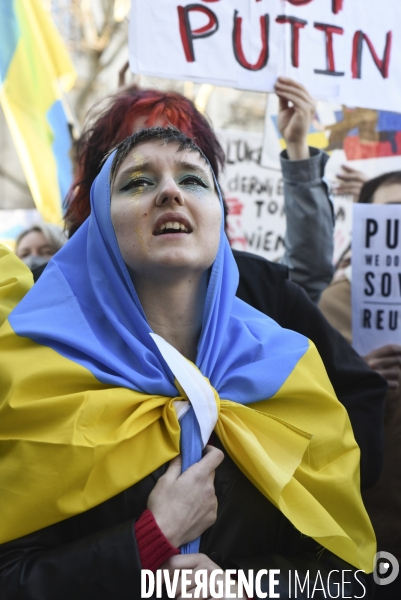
[155,177,184,206]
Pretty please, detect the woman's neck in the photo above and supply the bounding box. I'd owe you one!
[134,272,208,362]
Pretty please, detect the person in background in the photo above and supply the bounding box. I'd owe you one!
[15,224,67,275]
[61,78,386,492]
[274,77,335,302]
[319,170,401,360]
[319,171,401,600]
[334,164,368,202]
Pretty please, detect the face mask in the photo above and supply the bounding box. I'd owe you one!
[21,255,50,271]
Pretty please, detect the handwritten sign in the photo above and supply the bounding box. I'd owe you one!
[129,0,401,112]
[218,129,352,263]
[352,204,401,355]
[218,130,286,261]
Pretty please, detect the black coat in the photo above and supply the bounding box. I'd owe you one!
[233,250,387,492]
[0,435,372,599]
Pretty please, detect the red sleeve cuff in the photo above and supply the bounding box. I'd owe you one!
[134,509,180,572]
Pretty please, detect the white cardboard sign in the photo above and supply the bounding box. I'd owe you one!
[129,0,401,112]
[352,204,401,355]
[218,129,352,264]
[218,130,286,262]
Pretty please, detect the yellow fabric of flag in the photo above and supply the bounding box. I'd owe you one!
[0,0,76,223]
[0,246,376,573]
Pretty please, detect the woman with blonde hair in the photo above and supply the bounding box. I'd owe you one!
[15,223,67,275]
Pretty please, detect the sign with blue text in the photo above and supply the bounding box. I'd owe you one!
[352,204,401,355]
[129,0,401,112]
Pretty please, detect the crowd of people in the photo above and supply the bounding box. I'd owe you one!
[0,73,400,600]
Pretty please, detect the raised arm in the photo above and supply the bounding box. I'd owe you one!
[274,77,334,303]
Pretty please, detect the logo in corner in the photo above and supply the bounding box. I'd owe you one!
[373,552,399,586]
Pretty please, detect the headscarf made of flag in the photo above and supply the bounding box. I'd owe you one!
[0,0,76,223]
[0,149,375,572]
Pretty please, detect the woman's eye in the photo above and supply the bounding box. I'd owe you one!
[120,178,153,192]
[180,175,207,188]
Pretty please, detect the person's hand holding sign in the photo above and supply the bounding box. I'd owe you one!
[334,165,368,201]
[274,77,316,161]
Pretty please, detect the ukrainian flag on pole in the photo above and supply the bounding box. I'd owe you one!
[0,0,76,223]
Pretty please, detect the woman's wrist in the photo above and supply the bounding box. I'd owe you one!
[150,507,183,548]
[285,142,310,161]
[134,509,180,572]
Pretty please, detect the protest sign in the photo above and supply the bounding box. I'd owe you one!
[129,0,401,112]
[352,204,401,355]
[218,129,352,263]
[219,130,286,262]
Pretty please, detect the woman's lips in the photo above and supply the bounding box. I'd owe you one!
[154,221,191,235]
[153,214,193,235]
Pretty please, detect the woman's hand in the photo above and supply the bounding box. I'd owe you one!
[274,77,316,161]
[147,445,224,548]
[334,165,368,201]
[363,344,401,391]
[162,554,246,599]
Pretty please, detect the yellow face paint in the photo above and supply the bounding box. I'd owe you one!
[134,219,146,254]
[127,171,147,198]
[127,150,149,253]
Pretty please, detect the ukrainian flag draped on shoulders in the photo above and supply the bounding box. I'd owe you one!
[0,0,76,223]
[0,151,375,572]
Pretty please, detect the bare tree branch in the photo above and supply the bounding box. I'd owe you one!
[0,166,30,194]
[51,1,130,121]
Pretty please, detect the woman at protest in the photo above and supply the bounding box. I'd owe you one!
[15,223,67,272]
[319,171,401,599]
[319,171,401,384]
[62,78,386,493]
[0,128,376,598]
[65,77,334,303]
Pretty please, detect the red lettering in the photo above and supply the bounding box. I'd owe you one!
[332,0,344,14]
[281,1,344,12]
[285,0,313,5]
[276,16,307,68]
[178,4,219,62]
[352,31,392,79]
[286,0,344,11]
[233,11,269,71]
[314,22,344,76]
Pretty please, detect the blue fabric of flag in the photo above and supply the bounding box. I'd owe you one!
[9,149,310,551]
[9,150,309,403]
[180,408,203,552]
[47,99,73,201]
[0,0,19,82]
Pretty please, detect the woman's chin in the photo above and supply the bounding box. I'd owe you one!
[131,253,211,283]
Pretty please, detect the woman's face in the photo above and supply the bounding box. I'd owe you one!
[372,183,401,205]
[110,140,221,282]
[16,230,55,259]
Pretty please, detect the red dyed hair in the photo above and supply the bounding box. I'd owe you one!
[65,87,225,235]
